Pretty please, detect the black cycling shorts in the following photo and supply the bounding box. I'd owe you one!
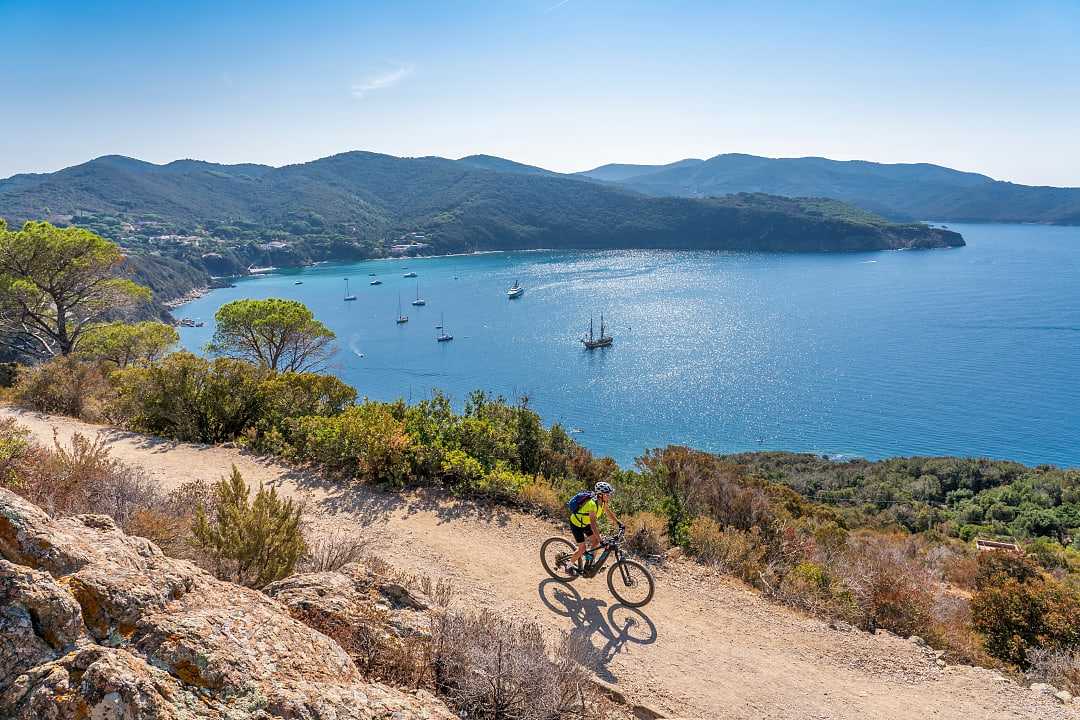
[570,521,591,543]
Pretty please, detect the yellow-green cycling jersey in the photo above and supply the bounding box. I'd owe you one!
[570,497,604,527]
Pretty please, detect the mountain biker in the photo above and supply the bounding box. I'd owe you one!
[560,481,624,575]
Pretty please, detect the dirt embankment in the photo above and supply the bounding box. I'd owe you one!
[2,406,1072,720]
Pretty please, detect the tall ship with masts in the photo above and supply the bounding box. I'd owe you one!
[581,314,613,349]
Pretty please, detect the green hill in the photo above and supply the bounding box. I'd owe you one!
[579,153,1080,224]
[0,151,962,301]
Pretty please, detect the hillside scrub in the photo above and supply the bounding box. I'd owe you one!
[7,345,1080,674]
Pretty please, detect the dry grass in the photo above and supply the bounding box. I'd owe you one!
[833,533,937,637]
[292,605,432,688]
[688,516,766,582]
[430,609,593,720]
[623,511,669,558]
[1027,646,1080,695]
[13,356,114,422]
[300,529,369,573]
[519,478,564,515]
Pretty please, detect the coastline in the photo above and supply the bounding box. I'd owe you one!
[163,285,212,310]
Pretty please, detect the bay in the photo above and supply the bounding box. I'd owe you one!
[177,223,1080,468]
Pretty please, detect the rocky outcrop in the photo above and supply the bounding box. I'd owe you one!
[264,564,434,640]
[0,487,454,719]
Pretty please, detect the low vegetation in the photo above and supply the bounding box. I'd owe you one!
[2,226,1078,686]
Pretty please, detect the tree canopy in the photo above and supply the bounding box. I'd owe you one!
[207,298,336,372]
[0,221,151,358]
[78,320,179,368]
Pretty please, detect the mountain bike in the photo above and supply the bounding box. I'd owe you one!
[540,527,655,607]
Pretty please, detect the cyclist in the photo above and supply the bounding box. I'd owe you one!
[560,481,624,575]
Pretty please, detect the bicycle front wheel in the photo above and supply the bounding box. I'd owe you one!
[607,559,655,607]
[540,537,578,581]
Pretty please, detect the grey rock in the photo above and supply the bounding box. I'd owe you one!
[0,487,455,720]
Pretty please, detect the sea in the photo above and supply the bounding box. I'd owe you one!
[177,223,1080,468]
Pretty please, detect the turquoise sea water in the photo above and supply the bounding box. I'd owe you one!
[177,223,1080,468]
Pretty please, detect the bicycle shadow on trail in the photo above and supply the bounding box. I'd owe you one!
[537,579,658,683]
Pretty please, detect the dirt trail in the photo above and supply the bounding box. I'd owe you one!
[4,406,1072,720]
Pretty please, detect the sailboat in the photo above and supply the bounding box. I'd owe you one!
[343,278,357,301]
[506,279,524,299]
[436,313,453,342]
[396,294,409,324]
[581,314,613,349]
[411,280,426,306]
[403,271,418,278]
[370,278,383,285]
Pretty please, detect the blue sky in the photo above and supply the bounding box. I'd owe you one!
[1,0,1078,185]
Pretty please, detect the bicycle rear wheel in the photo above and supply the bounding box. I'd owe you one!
[540,537,578,581]
[607,559,655,607]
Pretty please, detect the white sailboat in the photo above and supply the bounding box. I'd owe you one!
[396,294,409,324]
[343,278,357,301]
[411,280,426,306]
[436,313,453,342]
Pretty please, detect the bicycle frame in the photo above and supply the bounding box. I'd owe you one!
[581,538,623,578]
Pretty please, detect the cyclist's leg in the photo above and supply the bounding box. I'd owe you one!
[567,522,588,564]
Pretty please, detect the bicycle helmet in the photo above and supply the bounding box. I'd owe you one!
[594,481,615,496]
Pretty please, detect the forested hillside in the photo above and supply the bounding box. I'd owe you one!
[580,153,1080,224]
[0,152,962,302]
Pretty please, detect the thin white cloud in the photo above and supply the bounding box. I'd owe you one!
[545,0,573,12]
[352,65,412,99]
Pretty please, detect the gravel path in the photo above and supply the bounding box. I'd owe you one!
[4,406,1074,720]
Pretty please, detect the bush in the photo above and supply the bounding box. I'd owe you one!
[300,529,369,573]
[971,554,1080,667]
[289,403,412,484]
[623,511,669,557]
[430,609,592,720]
[111,352,269,442]
[687,516,766,582]
[292,605,431,688]
[778,561,858,620]
[518,478,564,515]
[192,466,306,588]
[836,534,936,637]
[0,417,33,487]
[14,356,113,421]
[4,430,161,524]
[1027,646,1080,695]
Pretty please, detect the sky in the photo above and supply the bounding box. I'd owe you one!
[1,0,1079,185]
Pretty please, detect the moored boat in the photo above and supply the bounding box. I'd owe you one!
[581,314,613,349]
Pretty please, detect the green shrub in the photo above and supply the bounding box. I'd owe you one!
[192,465,305,588]
[289,403,412,485]
[111,352,268,442]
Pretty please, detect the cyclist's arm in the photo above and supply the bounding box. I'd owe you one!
[587,512,601,543]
